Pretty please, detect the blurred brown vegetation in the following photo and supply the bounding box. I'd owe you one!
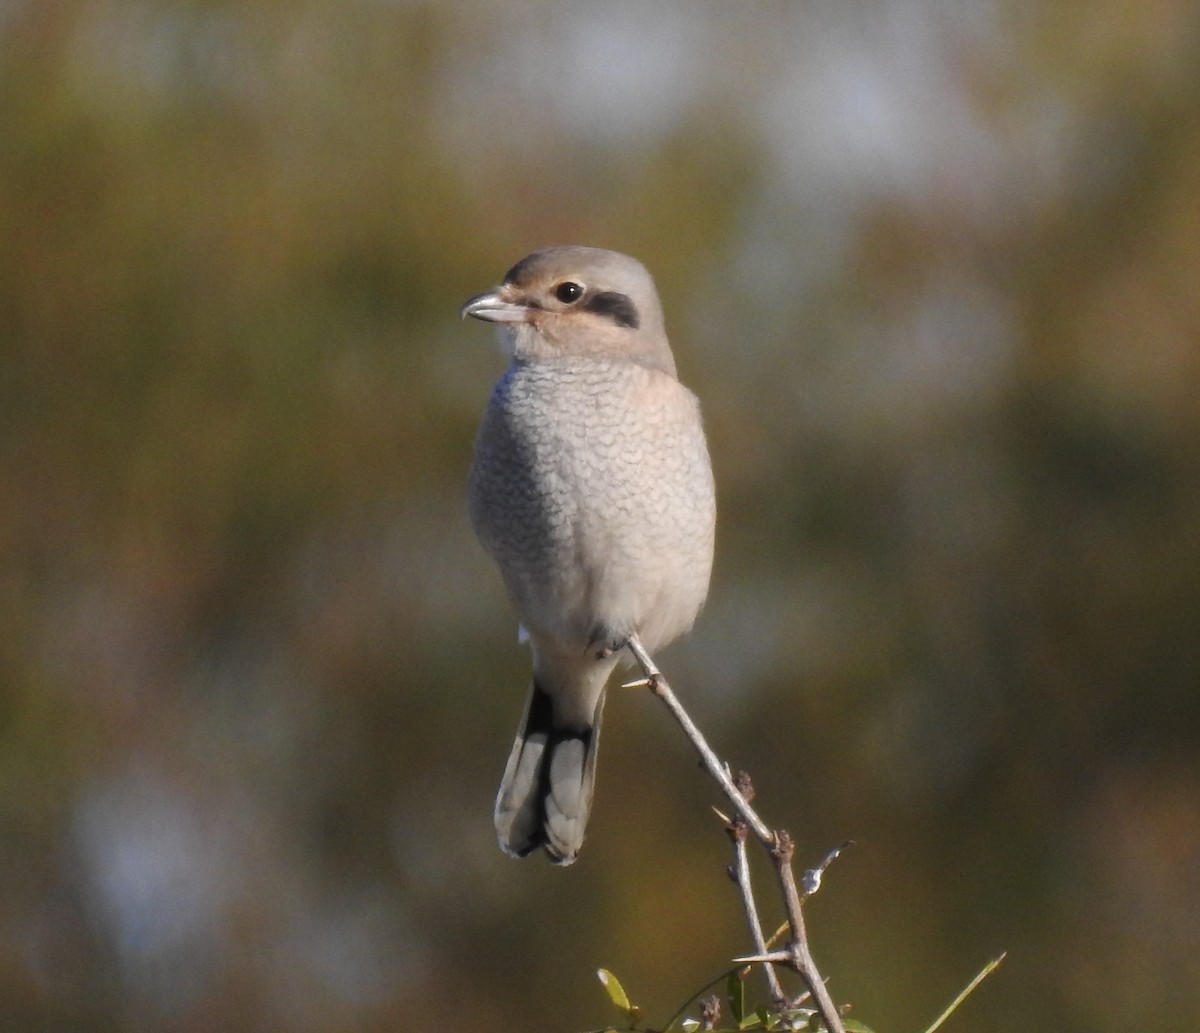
[2,2,1199,1032]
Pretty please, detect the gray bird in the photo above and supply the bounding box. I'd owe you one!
[462,246,716,865]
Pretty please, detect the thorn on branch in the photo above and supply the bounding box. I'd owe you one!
[731,950,791,965]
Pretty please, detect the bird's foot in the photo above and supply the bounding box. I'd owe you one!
[588,628,629,661]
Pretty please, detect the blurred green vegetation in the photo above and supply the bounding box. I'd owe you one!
[2,2,1199,1032]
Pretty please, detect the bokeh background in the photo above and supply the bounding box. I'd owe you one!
[3,2,1199,1031]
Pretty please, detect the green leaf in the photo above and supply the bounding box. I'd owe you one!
[597,969,634,1018]
[680,1021,700,1033]
[726,969,746,1025]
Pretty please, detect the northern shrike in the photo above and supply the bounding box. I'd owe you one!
[462,246,715,864]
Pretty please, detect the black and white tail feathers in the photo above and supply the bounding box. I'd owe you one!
[494,680,605,865]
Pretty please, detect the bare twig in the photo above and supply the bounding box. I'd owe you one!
[624,636,773,844]
[773,831,846,1030]
[625,634,847,1033]
[725,780,785,1006]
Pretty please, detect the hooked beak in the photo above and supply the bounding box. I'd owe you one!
[460,290,532,324]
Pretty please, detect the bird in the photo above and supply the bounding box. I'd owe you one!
[461,245,716,865]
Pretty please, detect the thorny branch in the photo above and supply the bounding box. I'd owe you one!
[625,634,848,1033]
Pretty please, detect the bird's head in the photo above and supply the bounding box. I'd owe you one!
[461,246,675,376]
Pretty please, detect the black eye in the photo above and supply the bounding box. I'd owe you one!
[554,281,583,304]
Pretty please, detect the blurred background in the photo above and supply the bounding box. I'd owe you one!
[3,1,1199,1031]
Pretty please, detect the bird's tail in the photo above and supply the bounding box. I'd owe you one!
[495,678,606,865]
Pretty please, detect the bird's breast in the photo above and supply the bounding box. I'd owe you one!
[468,359,715,650]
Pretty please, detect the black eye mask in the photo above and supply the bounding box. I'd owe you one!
[584,291,639,329]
